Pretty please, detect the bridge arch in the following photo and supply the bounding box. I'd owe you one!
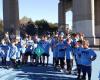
[58,0,100,45]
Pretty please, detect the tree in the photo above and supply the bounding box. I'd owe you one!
[35,19,50,35]
[0,19,3,32]
[19,18,58,36]
[20,16,33,24]
[25,21,36,36]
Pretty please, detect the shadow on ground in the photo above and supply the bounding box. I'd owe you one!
[15,65,77,80]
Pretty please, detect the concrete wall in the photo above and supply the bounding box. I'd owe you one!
[72,0,95,45]
[95,0,100,37]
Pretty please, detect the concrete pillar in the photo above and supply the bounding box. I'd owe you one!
[73,0,95,45]
[3,0,19,34]
[58,1,66,32]
[95,0,100,37]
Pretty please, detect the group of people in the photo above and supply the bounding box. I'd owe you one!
[51,32,96,80]
[0,31,97,80]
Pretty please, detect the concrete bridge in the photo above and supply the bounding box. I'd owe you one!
[2,0,100,45]
[58,0,100,45]
[3,0,19,34]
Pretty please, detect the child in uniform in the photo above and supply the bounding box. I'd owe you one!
[81,39,97,80]
[21,43,26,64]
[64,38,73,74]
[51,34,58,67]
[0,39,10,68]
[40,35,50,66]
[9,39,18,68]
[57,36,65,72]
[73,40,83,79]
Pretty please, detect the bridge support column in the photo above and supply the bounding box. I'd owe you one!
[95,0,100,38]
[58,1,66,32]
[3,0,19,34]
[73,0,95,45]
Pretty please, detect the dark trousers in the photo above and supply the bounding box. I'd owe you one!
[66,59,73,72]
[1,57,6,65]
[24,51,32,63]
[53,57,58,67]
[53,57,57,66]
[57,57,65,69]
[53,57,55,66]
[77,64,82,77]
[10,58,16,67]
[42,53,49,66]
[32,53,38,65]
[82,65,91,80]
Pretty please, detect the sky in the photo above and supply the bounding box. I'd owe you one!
[0,0,72,26]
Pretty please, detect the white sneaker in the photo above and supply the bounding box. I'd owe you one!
[60,69,64,72]
[63,69,66,73]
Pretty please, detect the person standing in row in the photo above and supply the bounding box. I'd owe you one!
[57,35,65,72]
[81,40,97,80]
[40,35,50,66]
[51,34,58,67]
[64,37,73,74]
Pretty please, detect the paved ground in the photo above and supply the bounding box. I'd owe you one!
[0,50,99,80]
[0,65,77,80]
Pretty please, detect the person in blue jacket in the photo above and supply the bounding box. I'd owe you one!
[15,38,22,66]
[25,35,34,64]
[39,35,50,66]
[0,39,10,68]
[81,39,97,80]
[21,43,26,64]
[9,39,18,68]
[64,38,73,74]
[73,40,83,79]
[51,34,58,68]
[57,36,65,72]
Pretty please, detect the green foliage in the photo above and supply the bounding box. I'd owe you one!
[0,19,3,32]
[20,18,58,36]
[25,22,36,36]
[49,23,58,32]
[20,16,33,24]
[35,19,58,35]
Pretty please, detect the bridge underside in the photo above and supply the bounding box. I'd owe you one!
[2,0,100,45]
[58,0,100,45]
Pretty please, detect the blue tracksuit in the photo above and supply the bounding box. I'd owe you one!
[51,38,58,58]
[0,44,10,59]
[66,44,73,59]
[73,46,82,65]
[16,42,22,59]
[0,47,5,58]
[57,41,65,58]
[38,40,50,54]
[25,45,33,53]
[9,44,18,60]
[81,48,97,66]
[21,47,26,54]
